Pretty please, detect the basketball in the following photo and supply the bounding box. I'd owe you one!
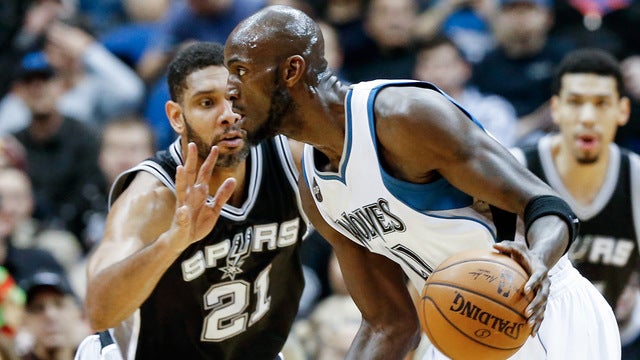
[419,248,533,360]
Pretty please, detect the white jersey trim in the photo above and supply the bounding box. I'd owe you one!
[537,135,621,220]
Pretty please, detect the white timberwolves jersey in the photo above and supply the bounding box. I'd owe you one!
[302,80,501,290]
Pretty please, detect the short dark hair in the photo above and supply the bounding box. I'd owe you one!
[551,48,624,96]
[167,42,225,103]
[414,33,467,62]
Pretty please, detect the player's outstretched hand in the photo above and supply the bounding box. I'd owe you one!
[493,240,550,338]
[173,143,237,249]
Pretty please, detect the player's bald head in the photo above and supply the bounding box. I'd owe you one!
[226,5,326,77]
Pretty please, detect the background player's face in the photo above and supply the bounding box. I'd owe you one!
[551,73,629,164]
[224,40,293,145]
[177,65,249,167]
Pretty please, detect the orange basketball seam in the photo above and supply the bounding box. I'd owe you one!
[433,259,528,281]
[423,282,529,319]
[422,296,524,352]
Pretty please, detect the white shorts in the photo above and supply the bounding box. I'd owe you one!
[422,256,621,360]
[75,331,123,360]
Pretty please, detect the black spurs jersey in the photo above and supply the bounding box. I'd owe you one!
[109,136,307,360]
[512,135,640,309]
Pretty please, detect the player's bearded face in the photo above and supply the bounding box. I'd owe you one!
[246,72,293,145]
[184,117,250,168]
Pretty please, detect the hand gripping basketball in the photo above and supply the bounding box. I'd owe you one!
[420,248,534,360]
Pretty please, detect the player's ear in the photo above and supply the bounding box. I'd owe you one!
[618,96,631,127]
[166,100,185,133]
[282,55,306,87]
[550,96,560,125]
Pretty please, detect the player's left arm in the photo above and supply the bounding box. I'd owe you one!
[297,170,421,359]
[375,87,575,334]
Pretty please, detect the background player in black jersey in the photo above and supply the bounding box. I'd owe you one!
[511,48,640,357]
[75,42,307,360]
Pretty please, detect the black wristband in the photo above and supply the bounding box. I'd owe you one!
[524,195,580,254]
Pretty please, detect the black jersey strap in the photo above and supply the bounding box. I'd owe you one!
[524,195,580,253]
[98,330,114,350]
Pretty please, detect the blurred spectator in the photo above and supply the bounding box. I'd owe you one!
[267,0,317,16]
[318,21,345,79]
[75,0,127,36]
[618,55,640,154]
[7,53,104,249]
[618,270,640,359]
[551,0,640,59]
[43,21,144,127]
[296,230,334,319]
[0,167,66,285]
[0,267,25,339]
[471,0,575,145]
[0,332,19,360]
[291,253,361,360]
[0,167,80,277]
[83,116,156,251]
[340,0,419,83]
[0,135,27,171]
[99,0,170,70]
[412,0,498,64]
[136,0,266,83]
[0,0,34,98]
[312,0,367,75]
[0,0,73,98]
[17,271,89,360]
[0,21,145,132]
[0,52,55,135]
[413,34,517,146]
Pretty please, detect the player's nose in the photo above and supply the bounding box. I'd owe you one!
[220,99,241,125]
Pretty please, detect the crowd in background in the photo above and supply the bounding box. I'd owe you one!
[0,0,639,359]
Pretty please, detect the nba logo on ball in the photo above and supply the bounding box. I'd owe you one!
[420,249,533,359]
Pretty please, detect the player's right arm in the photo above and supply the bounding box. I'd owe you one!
[298,176,421,360]
[85,144,236,331]
[85,173,177,331]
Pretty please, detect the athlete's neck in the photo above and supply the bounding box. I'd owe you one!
[210,160,246,208]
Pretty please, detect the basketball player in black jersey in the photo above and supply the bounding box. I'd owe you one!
[76,42,307,360]
[512,48,640,355]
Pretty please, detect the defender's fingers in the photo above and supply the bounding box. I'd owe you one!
[184,142,199,184]
[175,165,186,204]
[207,178,237,213]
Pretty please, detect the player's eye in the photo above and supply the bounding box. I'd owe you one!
[200,99,213,107]
[238,68,246,77]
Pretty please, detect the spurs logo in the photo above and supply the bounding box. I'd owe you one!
[220,227,252,280]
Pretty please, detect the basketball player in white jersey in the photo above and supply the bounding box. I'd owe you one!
[223,5,620,359]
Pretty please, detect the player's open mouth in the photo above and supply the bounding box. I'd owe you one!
[577,134,598,150]
[219,131,244,148]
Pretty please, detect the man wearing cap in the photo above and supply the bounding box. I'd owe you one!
[0,51,104,248]
[0,52,55,135]
[18,271,89,360]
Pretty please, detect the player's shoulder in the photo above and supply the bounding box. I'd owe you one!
[111,172,171,211]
